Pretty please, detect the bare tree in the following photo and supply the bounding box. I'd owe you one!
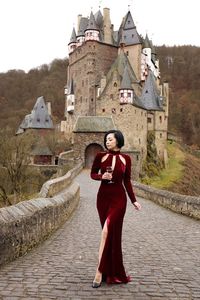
[0,129,36,205]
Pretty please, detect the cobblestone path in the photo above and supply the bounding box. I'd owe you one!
[0,170,200,300]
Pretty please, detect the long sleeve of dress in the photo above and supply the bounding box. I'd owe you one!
[123,155,137,203]
[90,152,103,180]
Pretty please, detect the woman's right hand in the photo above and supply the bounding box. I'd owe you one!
[102,172,112,180]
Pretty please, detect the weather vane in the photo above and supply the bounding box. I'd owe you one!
[99,0,102,9]
[128,0,133,10]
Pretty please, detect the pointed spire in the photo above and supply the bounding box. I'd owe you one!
[68,79,74,95]
[69,27,77,44]
[86,11,99,31]
[77,17,88,36]
[143,34,151,48]
[120,65,133,90]
[118,11,142,46]
[95,10,103,28]
[140,70,162,110]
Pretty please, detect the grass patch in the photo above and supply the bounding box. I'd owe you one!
[144,141,185,189]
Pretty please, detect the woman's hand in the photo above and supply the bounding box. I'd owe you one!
[102,172,112,180]
[133,201,141,210]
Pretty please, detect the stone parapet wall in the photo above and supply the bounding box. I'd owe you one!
[134,181,200,220]
[0,163,83,267]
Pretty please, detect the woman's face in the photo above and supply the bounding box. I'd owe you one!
[106,133,119,150]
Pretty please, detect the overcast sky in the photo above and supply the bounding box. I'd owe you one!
[0,0,199,73]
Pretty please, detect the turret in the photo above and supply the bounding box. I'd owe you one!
[119,65,134,104]
[142,34,152,66]
[77,17,88,47]
[66,79,75,114]
[85,11,99,41]
[68,27,77,54]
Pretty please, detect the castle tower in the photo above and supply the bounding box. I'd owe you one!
[85,11,99,41]
[68,27,77,54]
[119,11,142,80]
[77,17,88,47]
[119,65,134,104]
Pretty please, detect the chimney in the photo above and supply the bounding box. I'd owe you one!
[47,102,52,116]
[103,8,112,44]
[77,14,82,33]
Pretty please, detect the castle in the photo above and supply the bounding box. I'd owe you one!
[61,7,169,177]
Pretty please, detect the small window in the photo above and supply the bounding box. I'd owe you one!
[120,108,123,112]
[37,118,40,122]
[114,82,117,87]
[128,20,130,24]
[126,51,129,56]
[132,34,134,38]
[112,108,116,114]
[110,94,113,100]
[102,108,105,112]
[159,116,162,123]
[136,155,139,161]
[139,138,141,144]
[120,92,123,97]
[160,133,162,138]
[145,90,148,94]
[147,117,151,123]
[128,92,131,97]
[91,98,93,102]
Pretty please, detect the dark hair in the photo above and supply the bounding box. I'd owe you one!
[104,130,124,149]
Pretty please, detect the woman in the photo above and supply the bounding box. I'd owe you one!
[90,129,141,288]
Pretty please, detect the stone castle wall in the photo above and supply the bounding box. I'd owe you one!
[0,163,82,266]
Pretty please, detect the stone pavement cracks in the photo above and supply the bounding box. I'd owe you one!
[0,169,200,299]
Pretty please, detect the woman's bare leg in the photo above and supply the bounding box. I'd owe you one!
[93,220,108,282]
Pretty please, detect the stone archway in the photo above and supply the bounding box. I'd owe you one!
[85,143,104,168]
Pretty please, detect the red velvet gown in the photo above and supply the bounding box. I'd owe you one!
[90,149,137,284]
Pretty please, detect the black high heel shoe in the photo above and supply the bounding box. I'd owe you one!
[92,280,102,288]
[92,273,102,288]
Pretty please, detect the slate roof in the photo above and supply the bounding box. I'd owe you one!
[140,70,163,111]
[94,10,103,28]
[69,27,77,44]
[118,11,142,46]
[86,11,99,31]
[17,96,54,132]
[73,116,116,132]
[106,50,139,84]
[68,79,74,95]
[120,65,133,90]
[31,144,53,156]
[143,34,151,49]
[77,17,88,36]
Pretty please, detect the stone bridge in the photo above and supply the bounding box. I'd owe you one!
[0,170,200,299]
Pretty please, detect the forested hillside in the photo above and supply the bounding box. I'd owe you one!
[157,45,200,147]
[0,58,68,130]
[0,46,199,147]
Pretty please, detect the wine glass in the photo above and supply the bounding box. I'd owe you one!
[106,166,113,183]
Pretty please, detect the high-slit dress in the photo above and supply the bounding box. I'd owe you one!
[90,149,137,284]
